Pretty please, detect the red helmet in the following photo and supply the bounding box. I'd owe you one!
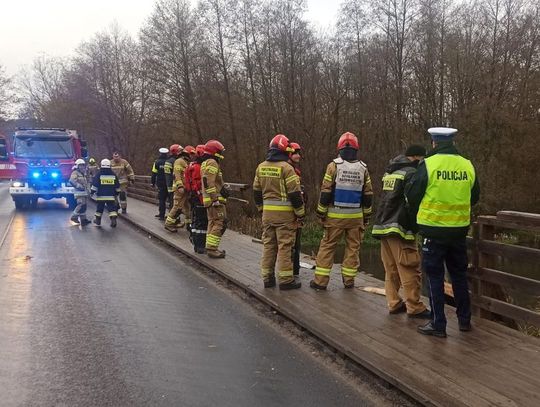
[169,144,182,155]
[337,132,359,150]
[204,140,225,158]
[184,145,196,155]
[195,144,205,157]
[269,134,293,153]
[289,142,301,152]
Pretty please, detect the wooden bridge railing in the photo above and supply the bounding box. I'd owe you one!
[127,175,249,205]
[469,211,540,328]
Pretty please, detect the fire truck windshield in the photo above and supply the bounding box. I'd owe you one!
[14,137,74,159]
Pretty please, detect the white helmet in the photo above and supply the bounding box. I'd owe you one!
[101,158,111,168]
[75,159,85,166]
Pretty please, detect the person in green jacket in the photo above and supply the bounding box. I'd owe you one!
[406,127,480,338]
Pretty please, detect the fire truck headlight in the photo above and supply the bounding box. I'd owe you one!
[51,172,59,179]
[32,172,40,178]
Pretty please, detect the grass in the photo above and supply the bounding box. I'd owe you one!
[300,220,380,247]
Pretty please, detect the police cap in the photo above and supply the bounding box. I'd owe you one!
[159,147,169,154]
[428,127,458,142]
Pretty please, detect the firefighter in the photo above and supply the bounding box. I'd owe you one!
[200,140,228,258]
[311,132,373,290]
[406,127,480,338]
[151,147,169,221]
[372,145,431,318]
[87,157,99,185]
[91,158,121,227]
[164,145,196,232]
[69,158,91,225]
[289,142,305,276]
[185,144,208,253]
[111,151,135,213]
[165,144,182,210]
[254,135,305,289]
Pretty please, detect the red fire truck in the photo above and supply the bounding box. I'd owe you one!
[0,128,88,209]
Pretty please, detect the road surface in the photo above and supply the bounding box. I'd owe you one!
[0,184,399,406]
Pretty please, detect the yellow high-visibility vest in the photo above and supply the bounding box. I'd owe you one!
[417,154,475,227]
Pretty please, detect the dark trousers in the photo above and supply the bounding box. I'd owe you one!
[157,187,169,217]
[95,200,118,217]
[292,228,302,275]
[190,198,208,250]
[422,237,471,330]
[167,192,173,210]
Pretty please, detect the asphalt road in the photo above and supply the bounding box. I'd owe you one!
[0,184,383,407]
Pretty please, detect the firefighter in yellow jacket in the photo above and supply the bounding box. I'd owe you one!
[201,140,228,258]
[253,135,305,290]
[311,132,373,290]
[165,145,196,232]
[111,151,135,213]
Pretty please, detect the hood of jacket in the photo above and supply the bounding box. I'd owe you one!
[386,154,419,173]
[266,148,290,162]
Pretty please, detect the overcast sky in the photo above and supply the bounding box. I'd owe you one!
[0,0,339,76]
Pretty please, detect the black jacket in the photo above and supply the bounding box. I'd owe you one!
[405,143,480,240]
[91,168,121,201]
[151,154,168,188]
[372,155,419,240]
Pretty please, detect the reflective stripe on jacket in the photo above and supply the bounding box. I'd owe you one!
[253,158,305,221]
[372,155,418,241]
[201,158,225,207]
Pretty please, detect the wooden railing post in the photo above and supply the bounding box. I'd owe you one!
[478,222,496,320]
[470,223,481,317]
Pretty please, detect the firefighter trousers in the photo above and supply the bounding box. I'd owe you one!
[117,183,129,210]
[314,226,363,288]
[95,200,118,218]
[380,236,426,314]
[73,195,88,218]
[206,205,227,251]
[261,221,296,285]
[165,188,190,226]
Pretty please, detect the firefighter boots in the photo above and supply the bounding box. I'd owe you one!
[111,217,117,228]
[279,277,302,290]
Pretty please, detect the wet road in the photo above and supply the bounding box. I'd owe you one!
[0,184,378,407]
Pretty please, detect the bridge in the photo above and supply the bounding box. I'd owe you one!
[129,176,540,406]
[0,179,538,406]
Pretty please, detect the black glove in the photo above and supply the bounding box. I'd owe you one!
[220,186,231,199]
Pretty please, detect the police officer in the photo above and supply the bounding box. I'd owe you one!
[406,127,480,338]
[151,147,169,221]
[200,140,227,258]
[185,145,208,253]
[165,144,182,210]
[91,158,121,227]
[253,135,305,290]
[111,151,135,213]
[372,145,431,319]
[69,158,91,225]
[311,132,373,290]
[165,145,196,232]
